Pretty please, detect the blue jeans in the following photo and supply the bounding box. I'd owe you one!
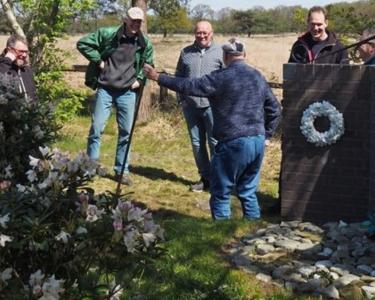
[209,135,265,220]
[182,105,217,180]
[87,87,136,174]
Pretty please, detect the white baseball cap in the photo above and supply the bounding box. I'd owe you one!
[127,7,144,20]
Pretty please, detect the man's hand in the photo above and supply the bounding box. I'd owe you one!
[99,61,105,70]
[4,49,16,62]
[143,64,159,81]
[130,80,140,90]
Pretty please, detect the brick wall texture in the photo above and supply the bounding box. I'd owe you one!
[281,64,375,223]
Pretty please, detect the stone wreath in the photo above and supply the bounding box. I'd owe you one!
[300,101,344,147]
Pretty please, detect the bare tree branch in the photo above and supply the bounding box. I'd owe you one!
[0,0,25,37]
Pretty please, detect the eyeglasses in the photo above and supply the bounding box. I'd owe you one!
[195,31,211,36]
[10,47,29,55]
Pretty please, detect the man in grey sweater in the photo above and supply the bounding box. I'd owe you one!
[144,38,281,220]
[176,21,223,192]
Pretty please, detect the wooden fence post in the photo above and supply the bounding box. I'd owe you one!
[159,85,168,104]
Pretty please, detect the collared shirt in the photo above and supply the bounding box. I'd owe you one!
[175,42,223,108]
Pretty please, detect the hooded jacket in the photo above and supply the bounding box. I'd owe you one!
[0,56,37,101]
[76,25,153,90]
[288,31,349,64]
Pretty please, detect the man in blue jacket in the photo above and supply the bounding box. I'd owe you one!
[143,39,281,220]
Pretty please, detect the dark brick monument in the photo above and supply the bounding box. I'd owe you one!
[281,64,375,223]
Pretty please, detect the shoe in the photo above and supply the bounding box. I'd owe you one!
[190,178,209,192]
[114,174,133,186]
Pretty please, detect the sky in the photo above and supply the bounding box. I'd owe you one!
[189,0,359,10]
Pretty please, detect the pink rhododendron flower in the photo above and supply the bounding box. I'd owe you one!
[0,213,10,228]
[118,201,132,212]
[86,204,105,223]
[1,268,12,282]
[0,234,13,247]
[113,219,123,231]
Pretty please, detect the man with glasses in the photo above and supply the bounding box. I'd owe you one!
[289,6,348,64]
[175,21,223,192]
[0,34,37,101]
[357,28,375,65]
[77,7,153,186]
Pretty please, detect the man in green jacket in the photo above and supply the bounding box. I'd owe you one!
[77,7,153,185]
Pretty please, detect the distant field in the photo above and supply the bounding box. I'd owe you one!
[60,33,296,82]
[0,33,297,88]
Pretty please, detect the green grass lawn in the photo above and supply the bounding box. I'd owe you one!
[54,109,315,300]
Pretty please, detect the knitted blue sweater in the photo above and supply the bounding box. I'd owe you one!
[158,60,281,142]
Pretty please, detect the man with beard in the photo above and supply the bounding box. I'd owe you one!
[289,6,348,64]
[0,34,37,102]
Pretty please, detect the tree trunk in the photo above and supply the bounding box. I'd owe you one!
[0,0,25,38]
[132,0,152,123]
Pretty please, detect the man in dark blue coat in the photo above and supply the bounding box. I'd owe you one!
[143,38,281,220]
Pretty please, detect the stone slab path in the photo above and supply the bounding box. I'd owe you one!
[228,221,375,299]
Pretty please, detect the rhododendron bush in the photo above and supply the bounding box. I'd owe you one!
[0,73,58,184]
[0,74,164,299]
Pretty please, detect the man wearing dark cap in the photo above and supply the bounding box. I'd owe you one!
[77,7,153,185]
[143,38,281,220]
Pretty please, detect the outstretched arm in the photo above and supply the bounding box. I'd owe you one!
[143,64,218,98]
[143,64,160,81]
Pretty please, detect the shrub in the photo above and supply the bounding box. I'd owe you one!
[35,45,86,125]
[0,73,58,183]
[0,68,165,299]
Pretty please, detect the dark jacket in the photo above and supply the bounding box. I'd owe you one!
[0,56,37,101]
[76,25,153,90]
[289,31,349,64]
[158,60,281,142]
